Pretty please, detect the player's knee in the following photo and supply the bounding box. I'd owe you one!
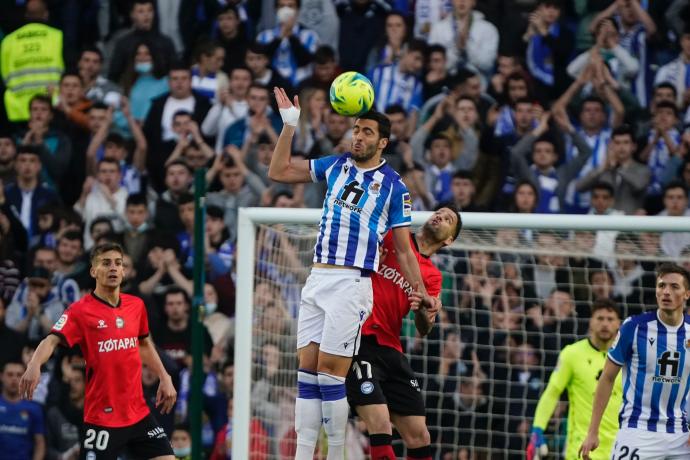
[400,426,431,448]
[361,411,392,434]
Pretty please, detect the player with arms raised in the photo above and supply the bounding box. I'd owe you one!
[526,299,622,460]
[580,263,690,460]
[20,243,176,460]
[268,87,433,460]
[346,207,461,460]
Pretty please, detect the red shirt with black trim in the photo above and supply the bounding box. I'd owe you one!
[51,293,150,427]
[362,232,442,353]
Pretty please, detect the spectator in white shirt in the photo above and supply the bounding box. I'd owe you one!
[658,181,690,258]
[202,67,252,152]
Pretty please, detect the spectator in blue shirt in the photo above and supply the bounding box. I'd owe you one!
[0,362,45,460]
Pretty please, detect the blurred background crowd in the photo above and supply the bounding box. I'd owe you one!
[2,0,690,459]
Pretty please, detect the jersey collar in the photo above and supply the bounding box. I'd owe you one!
[587,337,606,352]
[91,291,121,308]
[347,155,387,173]
[412,234,430,259]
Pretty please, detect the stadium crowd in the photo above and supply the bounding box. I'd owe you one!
[1,0,690,458]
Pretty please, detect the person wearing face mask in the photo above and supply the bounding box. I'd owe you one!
[120,41,170,122]
[257,0,320,86]
[170,426,192,460]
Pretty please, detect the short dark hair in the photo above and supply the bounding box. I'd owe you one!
[453,170,474,182]
[663,179,689,198]
[384,104,406,116]
[590,298,621,318]
[105,132,126,148]
[248,82,270,94]
[218,4,239,18]
[80,45,103,61]
[166,159,193,175]
[611,124,635,141]
[246,42,270,57]
[98,157,121,171]
[581,95,606,112]
[356,110,391,140]
[655,100,679,116]
[591,182,615,197]
[126,193,148,207]
[169,64,192,75]
[427,44,446,57]
[657,263,690,289]
[172,110,192,122]
[16,145,42,158]
[2,361,25,373]
[178,192,194,206]
[193,40,221,62]
[60,72,83,85]
[404,38,427,55]
[131,0,154,10]
[654,82,677,99]
[270,190,294,206]
[533,133,557,149]
[88,102,109,112]
[314,45,336,64]
[90,242,124,266]
[165,285,190,304]
[90,217,114,234]
[29,94,52,109]
[537,0,562,7]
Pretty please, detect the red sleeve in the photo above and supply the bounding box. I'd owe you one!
[50,307,82,347]
[138,299,150,338]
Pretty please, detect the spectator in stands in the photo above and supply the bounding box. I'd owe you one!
[523,0,573,102]
[0,362,45,460]
[207,148,266,243]
[365,11,409,73]
[0,135,17,185]
[215,5,250,73]
[336,0,387,73]
[488,53,523,105]
[19,95,73,192]
[524,231,568,303]
[428,0,499,79]
[191,41,229,103]
[510,111,593,213]
[5,266,65,341]
[245,43,294,98]
[423,44,451,101]
[170,426,192,459]
[54,73,93,133]
[144,66,211,191]
[31,246,79,306]
[654,26,690,109]
[74,158,128,249]
[118,41,170,122]
[493,73,533,138]
[0,298,26,370]
[611,233,655,317]
[54,231,87,284]
[256,0,319,85]
[164,116,215,172]
[658,181,690,257]
[370,39,426,129]
[154,160,193,235]
[294,87,328,155]
[45,367,83,460]
[3,145,60,246]
[577,124,650,215]
[107,0,176,82]
[222,83,281,149]
[202,67,252,152]
[122,194,153,267]
[296,45,339,92]
[210,398,270,460]
[447,170,483,212]
[78,47,122,106]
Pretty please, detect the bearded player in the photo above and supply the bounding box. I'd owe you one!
[346,206,461,460]
[526,299,622,460]
[20,243,176,460]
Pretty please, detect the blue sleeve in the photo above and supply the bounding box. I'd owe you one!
[608,318,636,366]
[410,81,423,112]
[256,30,269,44]
[388,179,412,228]
[309,155,340,183]
[223,121,243,148]
[29,403,45,436]
[303,30,318,53]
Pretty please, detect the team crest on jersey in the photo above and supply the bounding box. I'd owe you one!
[361,381,374,394]
[368,181,381,196]
[54,314,68,331]
[19,410,28,421]
[685,339,690,348]
[116,317,125,329]
[97,319,107,329]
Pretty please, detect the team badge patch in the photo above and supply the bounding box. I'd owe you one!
[368,181,381,196]
[685,339,690,348]
[116,317,125,329]
[54,314,68,331]
[361,381,374,394]
[402,192,412,217]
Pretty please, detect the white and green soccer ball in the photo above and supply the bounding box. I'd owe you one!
[329,71,375,117]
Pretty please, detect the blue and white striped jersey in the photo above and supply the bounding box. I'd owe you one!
[256,25,319,85]
[609,311,690,433]
[309,153,411,271]
[370,63,423,113]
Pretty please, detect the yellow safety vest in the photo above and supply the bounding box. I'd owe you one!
[0,23,64,122]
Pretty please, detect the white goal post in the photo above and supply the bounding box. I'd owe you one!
[232,208,690,459]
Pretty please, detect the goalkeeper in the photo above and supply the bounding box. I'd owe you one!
[526,299,623,460]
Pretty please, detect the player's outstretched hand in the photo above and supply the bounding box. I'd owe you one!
[156,374,177,414]
[19,364,41,400]
[578,432,599,460]
[274,87,300,126]
[525,427,548,459]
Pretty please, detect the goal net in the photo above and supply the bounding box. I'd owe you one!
[232,209,690,460]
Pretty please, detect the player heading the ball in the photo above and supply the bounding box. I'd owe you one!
[20,243,177,460]
[580,263,690,460]
[268,87,434,460]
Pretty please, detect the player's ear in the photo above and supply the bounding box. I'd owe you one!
[89,265,96,279]
[378,137,388,150]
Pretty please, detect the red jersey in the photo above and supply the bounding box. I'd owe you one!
[50,293,150,427]
[362,232,442,352]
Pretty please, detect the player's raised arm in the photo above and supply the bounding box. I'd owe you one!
[579,358,621,460]
[268,87,312,184]
[20,333,61,400]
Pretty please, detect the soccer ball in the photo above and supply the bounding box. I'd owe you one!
[329,71,375,117]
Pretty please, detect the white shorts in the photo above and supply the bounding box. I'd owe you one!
[611,427,690,460]
[296,268,373,357]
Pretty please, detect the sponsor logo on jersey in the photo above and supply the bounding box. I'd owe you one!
[97,320,107,329]
[147,426,166,439]
[97,337,138,353]
[86,452,96,460]
[104,407,112,413]
[361,381,374,394]
[115,317,124,329]
[335,180,366,212]
[54,314,68,331]
[402,192,412,217]
[377,263,413,296]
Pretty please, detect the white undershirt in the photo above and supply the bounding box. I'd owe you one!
[19,189,34,231]
[161,96,195,141]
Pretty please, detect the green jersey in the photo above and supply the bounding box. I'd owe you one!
[533,338,623,460]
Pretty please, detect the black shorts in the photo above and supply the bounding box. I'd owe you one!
[79,413,173,460]
[346,335,425,417]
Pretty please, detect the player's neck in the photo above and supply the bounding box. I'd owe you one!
[93,286,121,306]
[1,391,19,403]
[415,233,441,257]
[589,335,611,351]
[658,308,684,327]
[352,154,383,170]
